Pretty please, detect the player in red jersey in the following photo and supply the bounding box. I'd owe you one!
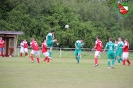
[30,38,40,63]
[92,36,103,67]
[42,39,51,63]
[23,39,28,56]
[0,37,5,57]
[122,39,131,66]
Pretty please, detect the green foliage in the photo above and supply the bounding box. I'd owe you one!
[0,0,133,49]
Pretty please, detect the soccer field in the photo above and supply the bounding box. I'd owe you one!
[0,51,133,88]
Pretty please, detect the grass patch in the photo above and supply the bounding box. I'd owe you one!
[0,51,133,88]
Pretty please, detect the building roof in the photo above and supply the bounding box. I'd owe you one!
[0,31,23,35]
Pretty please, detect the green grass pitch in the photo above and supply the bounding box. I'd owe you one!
[0,50,133,88]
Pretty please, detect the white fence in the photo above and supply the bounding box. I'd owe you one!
[17,47,92,57]
[17,47,133,58]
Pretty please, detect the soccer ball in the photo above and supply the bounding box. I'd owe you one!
[65,25,69,28]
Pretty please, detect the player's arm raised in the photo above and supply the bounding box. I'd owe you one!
[81,43,84,47]
[75,44,78,50]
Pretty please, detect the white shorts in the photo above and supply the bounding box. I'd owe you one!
[123,52,129,59]
[20,47,24,53]
[95,51,100,57]
[24,48,28,52]
[43,52,49,57]
[30,50,39,56]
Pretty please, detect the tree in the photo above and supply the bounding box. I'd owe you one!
[0,0,133,49]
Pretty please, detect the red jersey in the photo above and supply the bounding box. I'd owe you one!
[123,42,129,52]
[95,39,103,51]
[30,40,39,51]
[42,42,47,53]
[23,41,28,48]
[0,40,5,48]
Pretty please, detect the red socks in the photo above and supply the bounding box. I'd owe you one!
[43,57,50,63]
[25,52,28,56]
[30,55,34,61]
[20,52,28,57]
[20,53,22,57]
[122,60,125,66]
[47,58,50,63]
[43,57,48,61]
[36,58,40,63]
[123,59,131,66]
[30,55,39,63]
[127,59,131,65]
[95,58,98,65]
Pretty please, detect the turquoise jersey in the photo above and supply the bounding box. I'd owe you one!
[117,41,124,52]
[105,41,115,52]
[115,41,124,56]
[115,44,118,51]
[46,33,53,47]
[46,33,53,41]
[75,40,83,50]
[105,41,115,59]
[114,44,118,58]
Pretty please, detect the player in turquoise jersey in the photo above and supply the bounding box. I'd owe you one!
[116,37,124,63]
[103,38,115,69]
[46,30,57,59]
[74,39,84,64]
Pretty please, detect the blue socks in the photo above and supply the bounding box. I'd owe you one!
[108,60,110,67]
[49,51,52,57]
[118,58,122,63]
[76,56,80,63]
[112,59,115,66]
[108,59,115,67]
